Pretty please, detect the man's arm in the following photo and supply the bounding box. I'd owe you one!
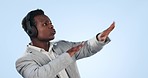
[97,22,115,42]
[16,52,73,78]
[67,22,115,59]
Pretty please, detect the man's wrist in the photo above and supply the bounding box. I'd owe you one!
[96,33,101,41]
[96,33,106,43]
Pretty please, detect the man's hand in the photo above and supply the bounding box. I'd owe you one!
[67,42,84,57]
[98,22,115,42]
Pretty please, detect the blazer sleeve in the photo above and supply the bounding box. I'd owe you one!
[16,52,73,78]
[71,36,111,60]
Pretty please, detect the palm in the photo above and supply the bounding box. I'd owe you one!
[99,22,115,41]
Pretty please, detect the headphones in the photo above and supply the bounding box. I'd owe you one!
[25,14,38,37]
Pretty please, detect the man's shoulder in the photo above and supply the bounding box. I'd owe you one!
[15,53,33,65]
[53,40,71,45]
[54,40,69,43]
[52,40,73,50]
[16,52,33,59]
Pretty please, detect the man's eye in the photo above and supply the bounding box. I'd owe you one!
[43,23,48,26]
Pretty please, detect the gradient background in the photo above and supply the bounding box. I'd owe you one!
[0,0,147,78]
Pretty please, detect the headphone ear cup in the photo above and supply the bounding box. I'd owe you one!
[26,26,38,37]
[26,19,38,37]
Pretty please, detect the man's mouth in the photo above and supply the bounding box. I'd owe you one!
[52,29,56,34]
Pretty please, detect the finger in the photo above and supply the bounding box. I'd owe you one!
[81,41,85,46]
[104,22,115,35]
[100,22,115,37]
[107,22,115,32]
[76,42,85,50]
[78,43,84,49]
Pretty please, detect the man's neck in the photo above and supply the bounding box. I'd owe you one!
[31,39,50,51]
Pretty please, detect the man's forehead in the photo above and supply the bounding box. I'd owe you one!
[34,15,51,22]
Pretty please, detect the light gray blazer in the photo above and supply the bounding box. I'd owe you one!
[16,37,110,78]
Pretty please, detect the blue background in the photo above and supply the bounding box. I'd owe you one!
[0,0,148,78]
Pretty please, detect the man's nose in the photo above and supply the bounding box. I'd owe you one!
[48,25,54,29]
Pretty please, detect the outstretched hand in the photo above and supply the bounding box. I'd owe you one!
[67,42,84,57]
[98,22,115,42]
[67,22,115,57]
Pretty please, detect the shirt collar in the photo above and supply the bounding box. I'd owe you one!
[27,42,55,52]
[27,45,45,52]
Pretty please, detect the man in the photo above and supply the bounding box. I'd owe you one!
[16,9,115,78]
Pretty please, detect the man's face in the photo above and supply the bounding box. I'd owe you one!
[34,15,56,41]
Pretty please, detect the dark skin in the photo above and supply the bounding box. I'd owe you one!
[31,15,55,51]
[31,15,115,57]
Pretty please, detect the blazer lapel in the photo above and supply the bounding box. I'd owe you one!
[26,47,51,65]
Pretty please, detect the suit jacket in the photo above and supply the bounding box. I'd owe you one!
[16,37,110,78]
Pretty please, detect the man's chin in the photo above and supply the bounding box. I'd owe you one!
[39,37,55,42]
[49,37,55,41]
[48,36,55,41]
